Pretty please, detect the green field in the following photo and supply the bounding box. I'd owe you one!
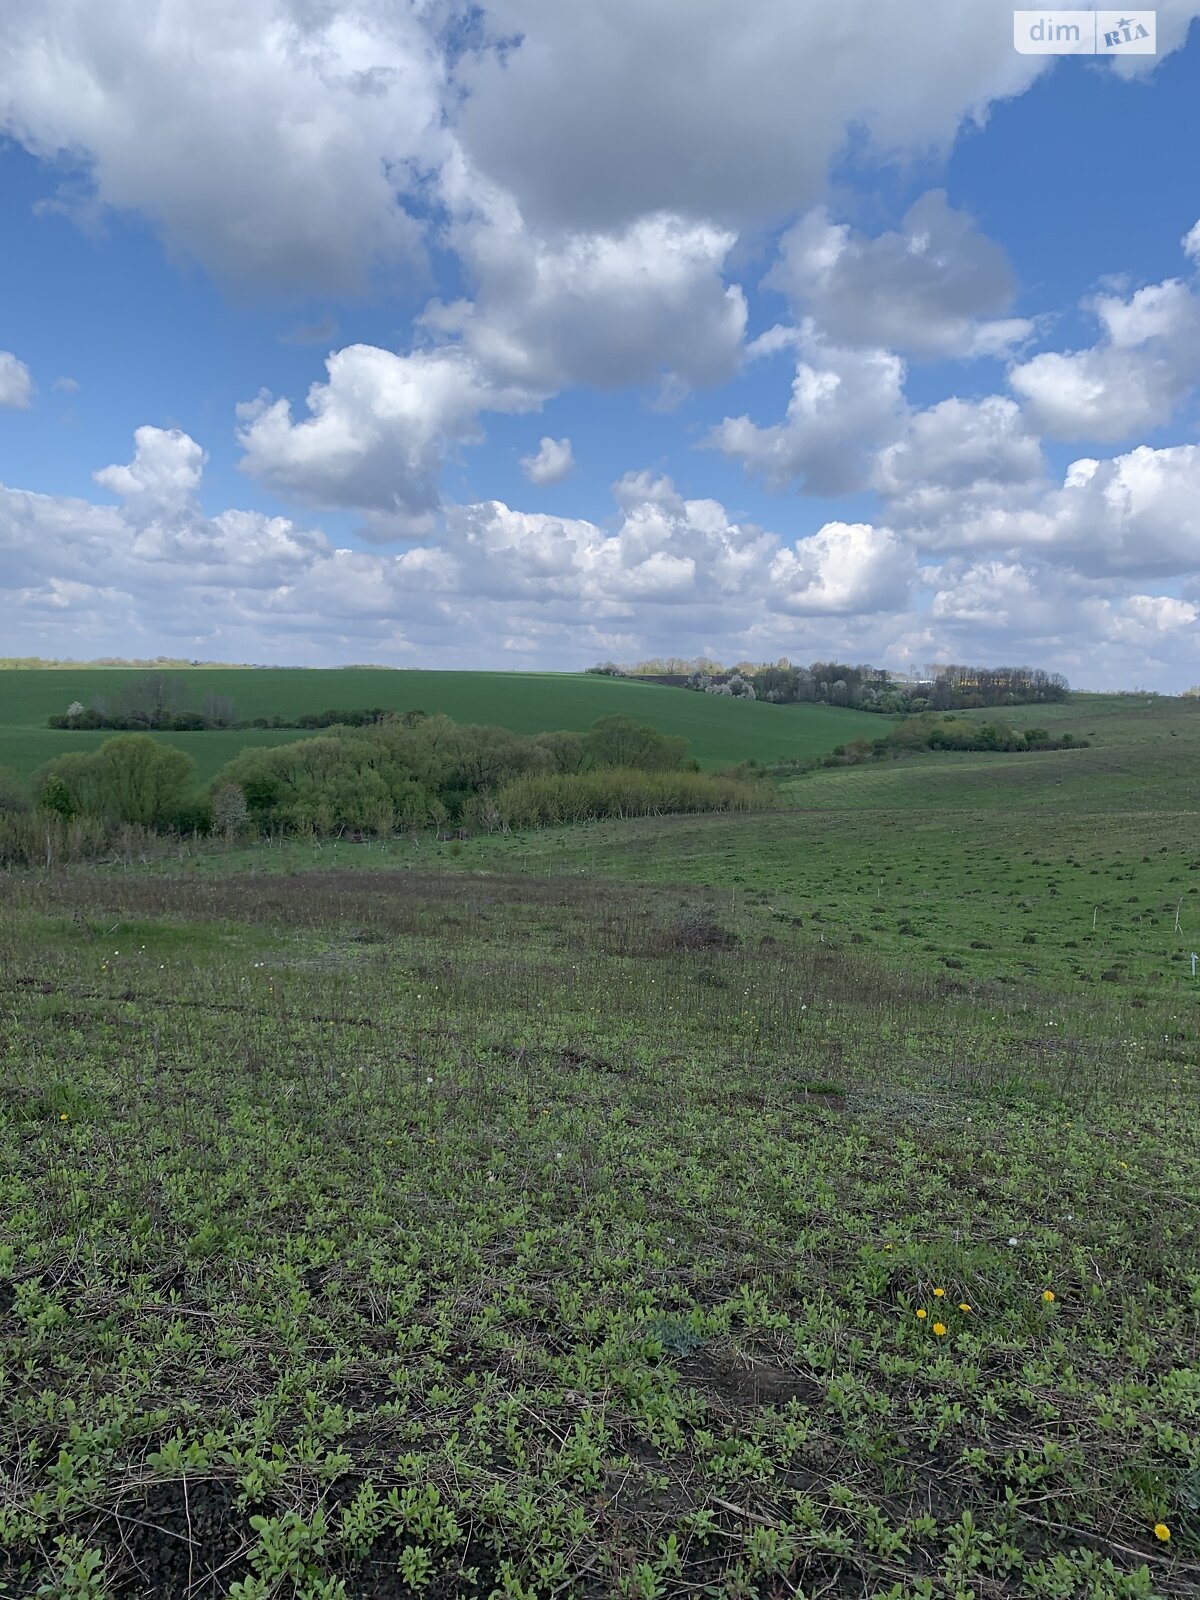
[1,692,1198,1597]
[0,669,881,781]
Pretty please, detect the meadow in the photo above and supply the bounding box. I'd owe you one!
[0,691,1197,1598]
[0,670,879,781]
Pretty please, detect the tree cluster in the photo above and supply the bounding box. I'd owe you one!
[50,673,239,731]
[592,657,1070,712]
[20,712,718,848]
[797,714,1086,771]
[211,713,696,836]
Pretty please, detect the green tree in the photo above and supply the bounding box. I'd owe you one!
[582,715,690,772]
[38,736,196,826]
[93,735,197,825]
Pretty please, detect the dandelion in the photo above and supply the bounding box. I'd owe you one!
[915,1308,927,1320]
[59,1112,68,1121]
[1154,1522,1171,1542]
[1042,1289,1056,1303]
[883,1243,893,1251]
[933,1287,945,1298]
[932,1322,947,1337]
[958,1302,971,1313]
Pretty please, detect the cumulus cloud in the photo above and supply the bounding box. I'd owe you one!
[94,426,207,512]
[707,324,907,494]
[520,436,575,485]
[874,395,1048,544]
[6,0,1197,300]
[0,351,34,409]
[454,2,1047,232]
[0,0,445,291]
[990,443,1200,577]
[2,427,1199,685]
[928,558,1199,667]
[425,188,747,390]
[766,191,1032,359]
[1009,275,1200,440]
[770,522,915,614]
[236,344,540,535]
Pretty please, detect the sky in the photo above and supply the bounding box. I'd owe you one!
[1,2,1199,689]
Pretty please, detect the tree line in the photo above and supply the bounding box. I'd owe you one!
[763,713,1087,774]
[588,657,1070,711]
[46,673,412,732]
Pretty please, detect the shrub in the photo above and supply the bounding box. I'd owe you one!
[661,909,738,951]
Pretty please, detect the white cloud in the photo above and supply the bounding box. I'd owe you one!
[991,443,1200,577]
[0,0,445,291]
[52,375,79,393]
[5,0,1196,304]
[425,189,747,390]
[236,344,540,534]
[520,436,575,485]
[0,351,34,409]
[453,2,1051,233]
[94,426,207,512]
[1009,275,1200,440]
[707,324,907,493]
[770,522,915,614]
[928,558,1199,667]
[2,430,1198,686]
[766,191,1032,359]
[875,395,1048,544]
[1183,219,1200,264]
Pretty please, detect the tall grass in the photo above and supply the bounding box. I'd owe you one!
[0,811,171,868]
[480,767,772,828]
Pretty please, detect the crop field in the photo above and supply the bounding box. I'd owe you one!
[0,670,880,781]
[0,694,1198,1598]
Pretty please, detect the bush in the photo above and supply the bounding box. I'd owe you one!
[661,909,738,952]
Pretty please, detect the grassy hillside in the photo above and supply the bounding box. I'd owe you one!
[1,696,1197,1593]
[0,668,880,780]
[197,691,1200,1000]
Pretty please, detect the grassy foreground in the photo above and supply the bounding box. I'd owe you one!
[0,693,1198,1598]
[0,670,879,780]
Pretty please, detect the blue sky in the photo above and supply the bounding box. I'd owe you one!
[1,1,1199,686]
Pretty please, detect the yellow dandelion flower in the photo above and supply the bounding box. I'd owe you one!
[59,1112,69,1121]
[933,1287,945,1298]
[1154,1522,1171,1542]
[883,1243,893,1251]
[915,1308,927,1320]
[958,1302,971,1313]
[932,1322,947,1337]
[1042,1289,1056,1303]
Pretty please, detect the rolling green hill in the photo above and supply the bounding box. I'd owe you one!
[0,667,882,780]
